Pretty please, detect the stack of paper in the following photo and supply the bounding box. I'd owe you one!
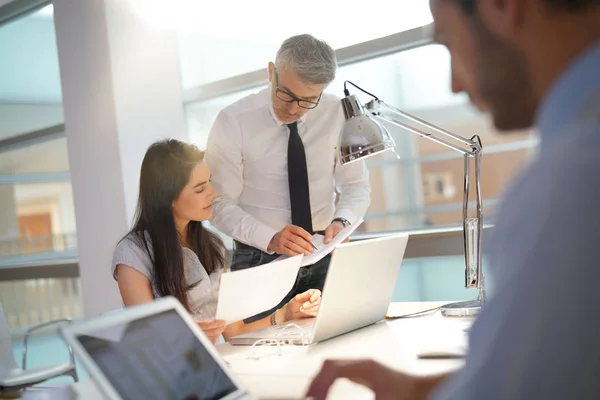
[215,255,303,324]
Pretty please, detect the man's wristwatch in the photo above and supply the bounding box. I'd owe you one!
[332,218,351,228]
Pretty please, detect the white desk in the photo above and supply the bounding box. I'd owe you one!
[218,301,470,399]
[54,302,471,399]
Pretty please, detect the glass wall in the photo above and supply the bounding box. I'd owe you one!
[184,86,267,149]
[330,44,537,232]
[183,44,538,234]
[0,6,73,262]
[174,0,433,89]
[0,4,81,338]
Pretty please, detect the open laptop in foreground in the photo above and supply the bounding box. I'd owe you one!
[61,297,257,400]
[229,233,409,346]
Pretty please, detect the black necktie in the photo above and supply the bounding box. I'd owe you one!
[287,122,313,233]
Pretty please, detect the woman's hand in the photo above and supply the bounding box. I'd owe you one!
[282,289,321,322]
[197,319,227,344]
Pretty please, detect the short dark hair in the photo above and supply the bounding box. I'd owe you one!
[454,0,600,13]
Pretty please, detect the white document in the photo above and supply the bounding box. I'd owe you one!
[275,218,364,267]
[215,255,303,324]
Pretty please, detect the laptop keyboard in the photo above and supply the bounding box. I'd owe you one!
[287,318,315,328]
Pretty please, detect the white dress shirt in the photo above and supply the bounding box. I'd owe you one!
[206,87,370,252]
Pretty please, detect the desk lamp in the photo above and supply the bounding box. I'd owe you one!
[339,81,486,317]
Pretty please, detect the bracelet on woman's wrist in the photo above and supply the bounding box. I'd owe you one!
[270,310,278,326]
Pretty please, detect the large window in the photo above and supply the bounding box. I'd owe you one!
[0,4,62,136]
[183,43,538,233]
[174,1,433,89]
[0,6,72,261]
[329,44,536,231]
[185,86,267,149]
[0,4,82,342]
[0,138,76,258]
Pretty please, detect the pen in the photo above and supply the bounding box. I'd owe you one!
[310,241,319,251]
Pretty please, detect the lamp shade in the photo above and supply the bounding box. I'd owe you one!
[338,95,396,165]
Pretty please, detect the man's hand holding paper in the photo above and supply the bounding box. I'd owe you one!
[274,218,363,267]
[267,224,315,256]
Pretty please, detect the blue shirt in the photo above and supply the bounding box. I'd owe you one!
[432,40,600,400]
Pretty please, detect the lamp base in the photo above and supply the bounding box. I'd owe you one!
[440,299,481,318]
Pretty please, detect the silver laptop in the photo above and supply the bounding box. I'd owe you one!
[61,297,255,400]
[229,233,409,346]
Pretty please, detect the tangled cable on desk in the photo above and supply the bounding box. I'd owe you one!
[246,324,312,360]
[271,323,311,337]
[246,339,283,360]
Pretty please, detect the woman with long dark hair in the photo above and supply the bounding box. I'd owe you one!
[111,139,320,343]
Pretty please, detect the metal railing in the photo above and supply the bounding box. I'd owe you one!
[0,233,77,257]
[1,277,83,334]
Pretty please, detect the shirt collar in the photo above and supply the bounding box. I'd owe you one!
[265,84,309,127]
[536,40,600,144]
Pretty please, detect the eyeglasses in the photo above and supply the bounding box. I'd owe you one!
[274,70,322,109]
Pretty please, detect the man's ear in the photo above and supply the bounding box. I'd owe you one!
[478,0,525,39]
[267,62,275,82]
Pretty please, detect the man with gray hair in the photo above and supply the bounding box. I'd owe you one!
[206,34,370,324]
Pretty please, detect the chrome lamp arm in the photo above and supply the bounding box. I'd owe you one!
[370,99,484,298]
[339,83,486,316]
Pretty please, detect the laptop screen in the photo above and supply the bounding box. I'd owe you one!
[75,309,238,400]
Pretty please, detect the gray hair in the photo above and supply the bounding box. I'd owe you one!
[275,34,337,86]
